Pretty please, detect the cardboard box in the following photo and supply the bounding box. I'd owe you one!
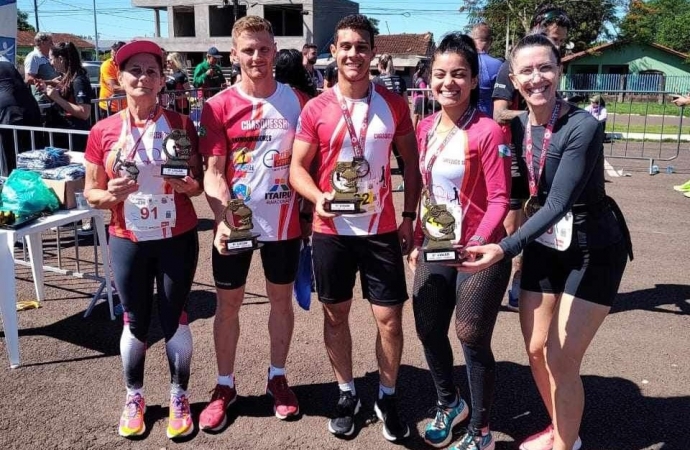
[42,178,85,209]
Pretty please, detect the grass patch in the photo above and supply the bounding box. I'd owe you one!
[574,100,690,117]
[607,122,690,134]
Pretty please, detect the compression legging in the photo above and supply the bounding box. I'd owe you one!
[110,229,199,393]
[413,257,510,430]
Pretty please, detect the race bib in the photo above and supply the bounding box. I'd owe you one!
[536,211,573,251]
[419,201,463,244]
[124,193,177,232]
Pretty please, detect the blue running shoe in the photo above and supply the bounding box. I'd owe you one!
[450,429,495,450]
[423,398,469,448]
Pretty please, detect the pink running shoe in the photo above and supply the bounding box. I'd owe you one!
[118,393,146,438]
[266,374,299,419]
[199,384,237,431]
[166,394,194,439]
[519,424,582,450]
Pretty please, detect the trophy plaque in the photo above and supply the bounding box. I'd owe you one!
[222,199,261,253]
[161,129,192,178]
[324,158,369,214]
[421,203,462,263]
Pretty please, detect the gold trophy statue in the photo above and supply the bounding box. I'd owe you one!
[161,129,192,178]
[324,157,370,213]
[421,201,461,263]
[222,199,261,253]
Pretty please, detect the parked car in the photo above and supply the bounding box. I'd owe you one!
[82,61,102,94]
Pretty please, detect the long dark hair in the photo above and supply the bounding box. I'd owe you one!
[432,32,480,107]
[275,49,317,98]
[50,42,86,97]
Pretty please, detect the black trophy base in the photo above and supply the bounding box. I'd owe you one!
[324,199,364,214]
[225,233,261,253]
[423,247,460,263]
[161,164,190,178]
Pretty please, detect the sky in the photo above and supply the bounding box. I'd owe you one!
[17,0,471,43]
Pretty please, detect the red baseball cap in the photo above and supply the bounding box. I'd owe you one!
[114,40,164,68]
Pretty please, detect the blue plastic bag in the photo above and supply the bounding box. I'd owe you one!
[293,243,313,311]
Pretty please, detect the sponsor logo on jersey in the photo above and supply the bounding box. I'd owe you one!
[230,135,272,143]
[241,118,289,131]
[442,158,464,165]
[263,149,292,169]
[374,133,394,140]
[233,148,255,173]
[498,144,511,158]
[233,183,251,201]
[265,178,292,203]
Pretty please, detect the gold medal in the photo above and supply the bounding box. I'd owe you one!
[524,196,541,218]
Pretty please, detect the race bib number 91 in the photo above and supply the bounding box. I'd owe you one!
[124,193,177,232]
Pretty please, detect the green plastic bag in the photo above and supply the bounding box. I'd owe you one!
[1,170,59,216]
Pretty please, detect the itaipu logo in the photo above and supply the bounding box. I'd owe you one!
[263,149,292,169]
[265,178,291,201]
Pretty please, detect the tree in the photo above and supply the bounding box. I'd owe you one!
[619,0,690,52]
[463,0,622,53]
[367,16,381,35]
[18,9,35,32]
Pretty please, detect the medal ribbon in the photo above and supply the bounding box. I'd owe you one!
[420,107,476,188]
[525,102,560,197]
[334,83,373,160]
[124,105,159,161]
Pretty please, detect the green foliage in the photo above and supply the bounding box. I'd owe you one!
[464,0,622,53]
[17,9,35,32]
[620,0,690,52]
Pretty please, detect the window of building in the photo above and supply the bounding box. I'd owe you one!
[264,4,304,37]
[173,6,195,37]
[209,4,247,37]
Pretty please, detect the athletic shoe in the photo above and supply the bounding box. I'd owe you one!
[423,398,470,448]
[450,429,495,450]
[684,191,690,198]
[328,390,361,437]
[199,384,237,432]
[507,272,521,311]
[518,424,582,450]
[374,393,410,442]
[266,373,299,419]
[166,394,194,439]
[673,180,690,192]
[118,393,146,438]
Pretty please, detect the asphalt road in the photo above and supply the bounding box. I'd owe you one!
[0,158,688,450]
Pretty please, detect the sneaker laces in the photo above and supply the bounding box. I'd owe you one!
[335,392,356,415]
[125,396,143,419]
[210,385,232,402]
[171,396,188,419]
[428,405,450,430]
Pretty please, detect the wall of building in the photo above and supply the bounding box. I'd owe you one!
[567,44,690,76]
[313,0,358,53]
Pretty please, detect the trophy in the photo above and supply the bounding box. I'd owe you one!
[421,202,462,263]
[161,129,192,178]
[324,157,370,213]
[222,199,261,253]
[112,148,139,182]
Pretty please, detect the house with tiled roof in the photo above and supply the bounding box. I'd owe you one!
[316,32,435,84]
[16,31,96,61]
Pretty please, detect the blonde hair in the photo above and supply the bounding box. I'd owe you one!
[232,16,274,40]
[378,54,394,76]
[166,52,187,71]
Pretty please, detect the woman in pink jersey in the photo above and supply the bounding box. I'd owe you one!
[83,40,203,440]
[407,33,511,450]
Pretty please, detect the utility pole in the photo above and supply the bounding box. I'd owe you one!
[33,0,40,31]
[233,0,240,22]
[92,0,99,61]
[505,15,510,59]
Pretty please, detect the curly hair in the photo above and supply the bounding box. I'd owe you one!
[334,14,376,47]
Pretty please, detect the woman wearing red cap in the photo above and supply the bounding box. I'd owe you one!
[83,40,203,440]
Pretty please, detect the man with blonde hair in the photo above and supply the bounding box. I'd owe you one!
[198,15,310,432]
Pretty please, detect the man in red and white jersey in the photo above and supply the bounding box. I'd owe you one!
[290,14,421,442]
[198,16,309,431]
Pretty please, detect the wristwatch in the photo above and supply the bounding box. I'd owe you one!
[401,211,417,221]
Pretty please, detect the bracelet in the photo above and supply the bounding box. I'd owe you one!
[299,212,313,223]
[468,235,487,245]
[401,211,417,221]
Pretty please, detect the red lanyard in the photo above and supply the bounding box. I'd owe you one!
[125,105,158,161]
[334,84,373,159]
[524,102,560,197]
[420,107,476,187]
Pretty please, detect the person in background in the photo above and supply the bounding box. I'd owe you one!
[492,4,573,311]
[671,94,690,195]
[464,34,632,450]
[193,47,226,97]
[98,41,127,118]
[84,40,203,441]
[372,53,408,190]
[164,52,191,115]
[323,60,338,89]
[302,43,323,90]
[0,61,42,174]
[584,94,607,132]
[275,48,317,98]
[470,23,502,117]
[412,61,435,130]
[42,41,93,151]
[24,32,61,103]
